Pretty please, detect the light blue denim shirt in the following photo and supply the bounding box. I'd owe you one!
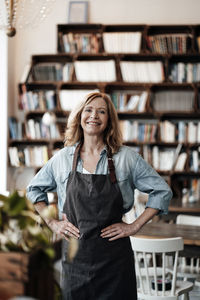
[26,144,172,215]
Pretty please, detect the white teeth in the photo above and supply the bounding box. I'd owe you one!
[87,122,100,125]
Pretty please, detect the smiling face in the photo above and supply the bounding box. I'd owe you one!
[81,97,109,138]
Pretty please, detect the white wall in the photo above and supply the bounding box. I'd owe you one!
[0,31,8,194]
[7,0,200,190]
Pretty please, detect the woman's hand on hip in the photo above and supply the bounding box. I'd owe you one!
[101,208,159,241]
[48,214,80,241]
[100,221,138,241]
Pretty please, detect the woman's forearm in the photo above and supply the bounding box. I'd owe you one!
[130,207,159,234]
[34,201,56,227]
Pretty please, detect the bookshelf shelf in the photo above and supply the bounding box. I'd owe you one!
[9,23,200,211]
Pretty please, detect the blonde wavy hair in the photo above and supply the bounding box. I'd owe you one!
[64,92,123,153]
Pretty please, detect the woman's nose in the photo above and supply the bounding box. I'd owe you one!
[91,110,98,118]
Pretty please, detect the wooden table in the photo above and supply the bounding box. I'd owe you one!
[135,222,200,247]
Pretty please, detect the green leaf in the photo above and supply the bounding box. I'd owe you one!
[44,247,55,259]
[7,191,27,217]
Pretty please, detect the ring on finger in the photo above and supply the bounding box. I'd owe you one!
[64,230,68,235]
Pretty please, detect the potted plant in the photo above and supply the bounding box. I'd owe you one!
[0,191,57,300]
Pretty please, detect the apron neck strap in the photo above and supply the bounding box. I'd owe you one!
[72,142,82,171]
[107,146,117,183]
[72,143,117,183]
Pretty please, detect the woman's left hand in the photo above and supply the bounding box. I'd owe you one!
[100,221,136,241]
[101,208,159,241]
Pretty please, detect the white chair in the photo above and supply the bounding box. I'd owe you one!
[132,237,193,300]
[175,214,200,284]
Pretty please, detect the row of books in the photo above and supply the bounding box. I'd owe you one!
[20,89,56,111]
[152,90,194,112]
[8,146,49,167]
[58,31,200,55]
[8,117,24,140]
[119,120,157,142]
[74,60,116,82]
[111,91,148,112]
[120,61,164,83]
[18,87,198,114]
[143,144,187,172]
[160,120,200,143]
[146,34,191,54]
[32,63,74,81]
[59,88,99,111]
[181,178,200,204]
[169,62,200,83]
[29,60,165,83]
[102,32,142,53]
[59,32,142,54]
[10,117,200,145]
[26,119,61,140]
[60,32,101,53]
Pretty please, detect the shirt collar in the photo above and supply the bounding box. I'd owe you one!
[69,142,108,156]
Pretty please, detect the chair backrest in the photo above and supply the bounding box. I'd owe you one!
[132,237,183,299]
[176,214,200,226]
[176,214,200,274]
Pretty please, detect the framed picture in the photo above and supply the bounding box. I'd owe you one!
[68,1,88,24]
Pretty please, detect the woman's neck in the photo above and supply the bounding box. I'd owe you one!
[81,136,105,155]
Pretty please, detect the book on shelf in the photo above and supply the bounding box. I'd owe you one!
[172,143,183,169]
[178,121,186,143]
[190,150,199,172]
[8,117,24,140]
[24,146,49,168]
[174,152,187,171]
[74,60,116,82]
[9,147,20,167]
[111,91,148,112]
[151,146,184,171]
[152,146,159,170]
[142,145,152,165]
[20,88,57,111]
[120,61,164,83]
[103,32,142,53]
[119,120,157,142]
[61,32,101,53]
[59,89,99,111]
[152,90,194,112]
[147,33,191,54]
[119,120,137,142]
[169,62,200,83]
[187,122,197,144]
[160,150,174,171]
[26,118,61,140]
[32,62,74,81]
[160,121,176,143]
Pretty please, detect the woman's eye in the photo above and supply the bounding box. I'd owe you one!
[85,108,91,112]
[99,110,105,114]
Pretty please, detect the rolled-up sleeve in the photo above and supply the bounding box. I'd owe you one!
[26,161,57,205]
[133,155,173,215]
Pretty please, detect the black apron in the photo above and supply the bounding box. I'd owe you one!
[61,143,137,300]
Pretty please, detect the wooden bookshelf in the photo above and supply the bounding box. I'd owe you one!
[8,23,200,213]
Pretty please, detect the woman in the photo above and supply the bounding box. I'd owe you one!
[27,92,172,300]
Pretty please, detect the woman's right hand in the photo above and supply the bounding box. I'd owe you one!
[47,214,80,241]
